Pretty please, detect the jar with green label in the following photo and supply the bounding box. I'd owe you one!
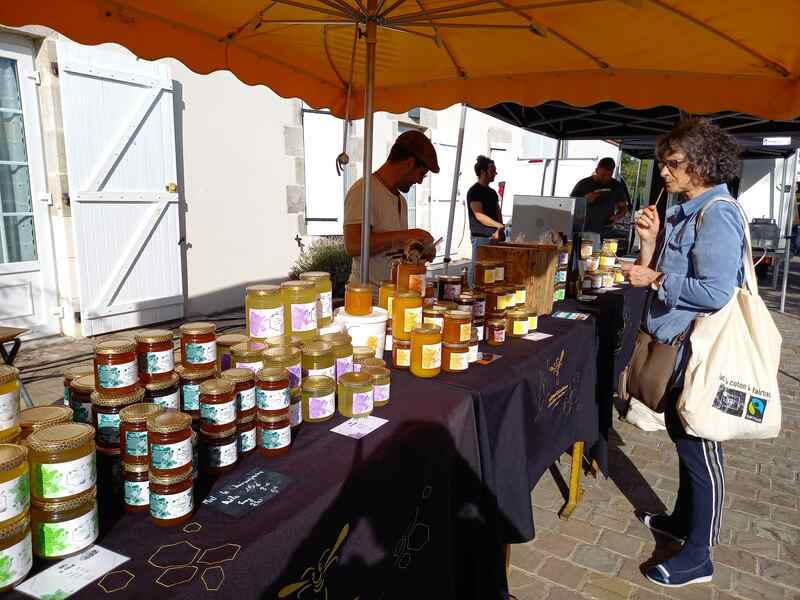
[30,487,98,560]
[134,329,175,384]
[119,403,163,465]
[221,368,256,421]
[0,444,29,529]
[179,322,217,372]
[147,412,193,478]
[301,341,334,380]
[123,462,149,513]
[149,470,193,527]
[301,376,336,423]
[281,280,319,341]
[143,372,181,411]
[257,413,291,458]
[175,365,215,418]
[237,415,257,457]
[199,379,237,434]
[256,368,290,416]
[0,513,31,590]
[337,372,374,418]
[94,340,138,396]
[299,271,333,327]
[289,387,302,429]
[91,387,144,450]
[27,423,96,504]
[68,375,95,425]
[62,365,93,408]
[201,426,238,476]
[245,284,284,341]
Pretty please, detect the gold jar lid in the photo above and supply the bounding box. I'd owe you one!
[281,280,315,292]
[148,411,192,434]
[221,368,255,384]
[246,284,280,297]
[134,329,173,344]
[70,374,96,394]
[122,461,149,474]
[362,365,390,380]
[443,341,469,350]
[379,280,396,289]
[423,305,448,315]
[487,318,505,327]
[299,271,331,282]
[455,295,475,304]
[231,341,266,359]
[31,486,96,512]
[263,346,301,363]
[468,291,486,300]
[319,332,351,347]
[120,402,163,424]
[396,291,421,300]
[301,341,332,357]
[217,333,249,348]
[487,311,507,320]
[199,379,235,396]
[0,443,27,471]
[200,426,237,439]
[352,346,374,360]
[97,445,121,457]
[339,371,372,386]
[175,364,216,381]
[150,470,192,486]
[264,334,288,347]
[346,282,373,293]
[438,275,461,283]
[507,309,529,319]
[179,321,216,335]
[393,338,411,348]
[0,365,19,385]
[435,301,457,310]
[144,372,180,392]
[27,423,95,453]
[20,406,73,431]
[445,310,471,320]
[412,324,441,335]
[256,367,289,383]
[257,413,289,425]
[95,339,135,355]
[360,357,385,369]
[63,365,93,383]
[91,386,145,407]
[0,428,20,445]
[0,512,29,540]
[302,375,335,392]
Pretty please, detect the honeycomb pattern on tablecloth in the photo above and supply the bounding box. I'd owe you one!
[148,541,201,569]
[97,570,135,593]
[146,536,242,592]
[183,522,203,534]
[157,565,199,588]
[198,543,241,565]
[202,566,225,591]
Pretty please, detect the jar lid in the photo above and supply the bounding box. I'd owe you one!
[362,365,390,380]
[256,367,289,383]
[97,445,121,457]
[339,371,372,386]
[455,295,475,304]
[120,402,163,424]
[443,342,469,349]
[468,291,486,300]
[487,318,506,326]
[299,271,331,282]
[95,339,136,355]
[263,346,301,363]
[91,386,145,407]
[0,428,19,445]
[26,423,95,453]
[144,372,180,392]
[63,365,93,382]
[281,280,315,292]
[179,321,216,335]
[246,284,280,296]
[217,333,250,348]
[221,368,255,384]
[301,341,332,357]
[393,338,411,348]
[438,275,461,283]
[199,378,235,396]
[0,443,27,471]
[423,305,448,314]
[149,470,192,486]
[257,413,289,425]
[122,461,149,473]
[319,332,351,347]
[360,357,385,369]
[302,375,335,392]
[175,364,216,381]
[238,414,256,425]
[352,346,374,359]
[0,512,29,541]
[231,341,266,358]
[32,486,97,512]
[346,283,373,293]
[20,406,73,431]
[412,324,441,335]
[70,374,96,394]
[396,291,421,300]
[379,281,396,289]
[147,411,192,433]
[200,426,237,439]
[507,309,529,318]
[487,311,506,320]
[134,329,173,344]
[445,310,471,320]
[435,301,457,310]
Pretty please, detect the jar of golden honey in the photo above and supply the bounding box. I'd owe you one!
[378,281,396,316]
[119,403,163,465]
[255,368,290,415]
[62,365,92,408]
[149,470,193,527]
[179,322,217,372]
[351,346,374,372]
[422,304,447,331]
[19,406,72,442]
[230,341,266,374]
[437,274,462,301]
[94,340,138,395]
[486,319,506,346]
[410,325,442,378]
[514,284,527,307]
[443,310,472,344]
[506,309,530,338]
[344,283,373,316]
[359,357,386,371]
[299,271,333,327]
[147,412,193,478]
[175,365,215,418]
[217,333,249,371]
[392,291,423,341]
[257,413,291,458]
[320,333,353,382]
[397,261,426,294]
[122,462,149,513]
[245,284,284,341]
[68,375,95,425]
[143,372,181,411]
[199,379,237,434]
[301,341,335,380]
[363,366,390,407]
[30,487,98,559]
[221,368,256,421]
[282,281,319,341]
[289,387,302,429]
[135,329,175,384]
[528,312,539,331]
[27,423,96,504]
[483,287,503,315]
[492,261,506,283]
[0,513,31,589]
[442,342,469,373]
[0,444,29,528]
[262,346,302,390]
[301,376,336,423]
[454,294,474,318]
[392,339,411,370]
[337,372,373,418]
[473,261,495,286]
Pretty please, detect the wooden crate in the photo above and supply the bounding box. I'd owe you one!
[477,242,560,315]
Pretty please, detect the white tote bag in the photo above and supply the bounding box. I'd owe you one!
[624,398,666,432]
[677,199,782,441]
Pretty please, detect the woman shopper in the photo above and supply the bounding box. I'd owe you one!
[619,117,744,588]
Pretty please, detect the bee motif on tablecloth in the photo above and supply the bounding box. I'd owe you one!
[549,350,565,382]
[278,523,350,600]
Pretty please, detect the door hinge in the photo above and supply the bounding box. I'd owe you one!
[27,71,41,86]
[51,306,65,318]
[39,193,53,206]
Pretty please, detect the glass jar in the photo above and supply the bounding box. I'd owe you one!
[265,334,303,350]
[282,280,319,341]
[484,287,503,315]
[486,319,506,346]
[201,427,238,476]
[119,403,163,465]
[147,411,193,478]
[602,238,619,255]
[506,309,530,337]
[68,375,95,425]
[0,444,29,528]
[469,291,486,318]
[230,341,266,374]
[179,322,217,372]
[337,372,373,418]
[91,387,144,450]
[301,341,335,380]
[321,333,353,382]
[454,294,475,318]
[351,346,374,372]
[238,415,257,457]
[94,340,138,395]
[198,379,237,434]
[62,365,93,408]
[363,366,390,407]
[301,376,336,423]
[397,261,426,294]
[501,286,518,311]
[289,387,302,429]
[30,487,98,559]
[599,245,617,270]
[96,445,123,499]
[27,423,95,504]
[553,283,566,302]
[410,324,442,379]
[257,413,291,458]
[514,284,527,307]
[299,271,333,327]
[468,332,479,363]
[135,329,175,384]
[191,431,199,480]
[442,342,469,373]
[221,368,256,421]
[581,239,594,259]
[495,261,507,283]
[344,283,373,316]
[422,304,447,331]
[528,312,539,331]
[392,291,423,341]
[378,281,396,316]
[19,406,73,442]
[143,372,181,411]
[262,346,302,390]
[437,275,462,301]
[473,261,496,286]
[424,282,435,305]
[256,367,291,416]
[0,513,31,590]
[392,339,411,370]
[359,357,386,371]
[602,270,615,288]
[443,310,472,344]
[582,273,594,292]
[473,319,485,342]
[246,284,284,341]
[436,300,458,312]
[175,365,215,418]
[217,333,249,372]
[614,267,625,284]
[149,470,193,527]
[123,462,149,513]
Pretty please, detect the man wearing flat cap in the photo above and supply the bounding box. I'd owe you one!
[344,130,439,286]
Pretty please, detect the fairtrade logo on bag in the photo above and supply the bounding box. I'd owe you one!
[745,396,767,423]
[712,375,772,423]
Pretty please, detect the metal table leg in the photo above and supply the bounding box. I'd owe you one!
[559,441,585,520]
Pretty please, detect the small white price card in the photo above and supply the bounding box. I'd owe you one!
[523,332,553,342]
[331,416,388,439]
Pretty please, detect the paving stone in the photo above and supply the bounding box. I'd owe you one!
[558,520,601,544]
[513,543,549,574]
[530,532,580,559]
[537,557,586,590]
[591,510,632,533]
[580,572,633,600]
[772,506,800,528]
[758,558,800,590]
[572,544,621,575]
[734,572,788,600]
[712,545,758,574]
[598,530,643,558]
[778,542,800,564]
[713,563,735,592]
[752,518,800,545]
[758,490,798,510]
[729,497,772,517]
[732,531,780,559]
[546,586,587,600]
[721,510,751,532]
[629,590,669,600]
[509,566,550,598]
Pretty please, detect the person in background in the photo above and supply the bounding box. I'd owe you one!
[571,156,630,245]
[343,130,439,287]
[620,117,744,588]
[468,155,505,285]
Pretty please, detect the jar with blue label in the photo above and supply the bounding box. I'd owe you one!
[255,368,290,416]
[135,329,175,384]
[221,368,256,421]
[201,426,238,476]
[147,411,193,478]
[237,415,256,457]
[119,403,163,465]
[143,372,180,411]
[199,379,237,434]
[68,375,95,425]
[0,513,32,591]
[91,387,144,451]
[122,462,149,513]
[62,365,93,408]
[175,365,215,418]
[94,340,139,396]
[179,322,217,372]
[257,413,291,458]
[149,470,193,527]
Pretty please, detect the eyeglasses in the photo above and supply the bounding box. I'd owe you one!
[659,158,688,171]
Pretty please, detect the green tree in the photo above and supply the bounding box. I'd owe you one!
[620,154,651,209]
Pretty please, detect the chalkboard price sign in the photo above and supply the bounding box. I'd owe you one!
[202,468,291,518]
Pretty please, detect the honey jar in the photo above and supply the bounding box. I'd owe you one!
[468,332,480,363]
[135,329,175,383]
[0,444,29,528]
[143,372,181,411]
[149,470,193,527]
[443,310,472,344]
[91,387,144,450]
[238,415,257,457]
[392,291,423,341]
[68,375,95,424]
[437,275,462,301]
[262,346,302,390]
[473,261,496,286]
[528,312,539,331]
[378,281,396,316]
[397,261,426,294]
[442,342,469,373]
[410,324,442,378]
[217,333,250,371]
[245,284,284,341]
[30,487,98,559]
[344,283,373,316]
[351,346,374,372]
[454,294,474,318]
[62,365,92,408]
[119,402,163,465]
[19,406,72,441]
[506,309,530,338]
[231,341,266,374]
[362,366,390,407]
[0,513,31,589]
[392,339,411,370]
[147,411,193,478]
[94,340,138,395]
[422,305,447,331]
[301,341,335,379]
[175,365,215,418]
[201,426,238,476]
[514,284,527,307]
[299,271,333,327]
[289,387,302,429]
[337,372,373,418]
[486,319,506,346]
[483,287,503,315]
[473,319,485,342]
[469,291,486,318]
[199,379,237,434]
[493,261,506,283]
[123,462,149,513]
[179,322,217,371]
[257,413,291,457]
[302,375,336,422]
[282,280,319,341]
[256,368,290,415]
[221,368,256,421]
[320,333,353,382]
[27,423,96,503]
[359,357,386,371]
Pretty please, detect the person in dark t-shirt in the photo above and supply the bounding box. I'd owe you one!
[571,157,630,235]
[467,155,505,284]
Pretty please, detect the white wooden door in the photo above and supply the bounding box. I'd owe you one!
[58,39,183,336]
[0,33,60,338]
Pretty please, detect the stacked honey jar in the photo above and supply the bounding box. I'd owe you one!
[580,238,626,292]
[470,260,537,347]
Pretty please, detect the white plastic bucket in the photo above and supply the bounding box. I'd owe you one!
[319,322,346,336]
[333,307,389,358]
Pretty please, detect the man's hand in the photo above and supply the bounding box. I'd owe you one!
[490,224,505,241]
[636,205,660,245]
[619,262,661,288]
[408,229,436,261]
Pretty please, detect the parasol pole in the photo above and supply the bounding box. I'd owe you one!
[550,139,561,196]
[359,0,378,283]
[779,149,798,313]
[443,103,467,274]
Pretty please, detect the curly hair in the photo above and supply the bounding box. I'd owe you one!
[656,117,741,185]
